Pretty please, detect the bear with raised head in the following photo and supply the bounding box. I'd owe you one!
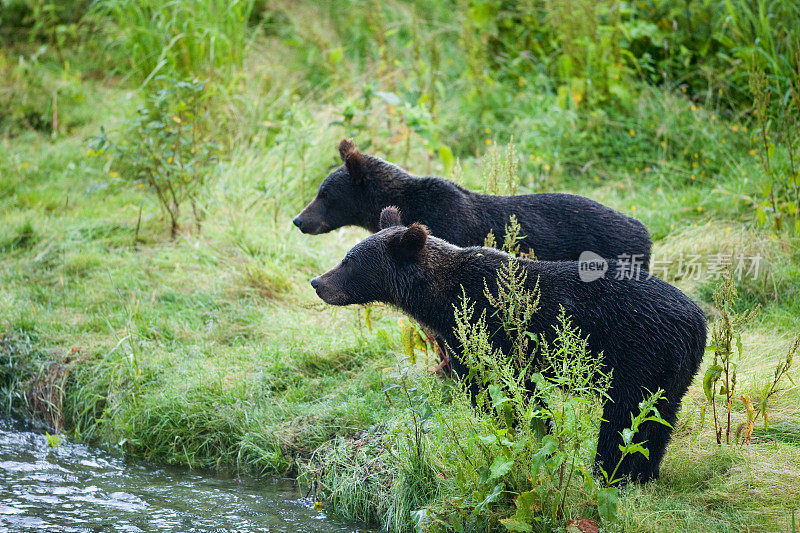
[294,139,652,269]
[310,207,705,482]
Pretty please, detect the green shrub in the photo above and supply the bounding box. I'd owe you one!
[89,78,219,239]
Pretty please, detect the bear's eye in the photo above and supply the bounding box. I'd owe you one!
[341,257,350,266]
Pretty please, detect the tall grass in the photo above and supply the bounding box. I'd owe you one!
[95,0,255,84]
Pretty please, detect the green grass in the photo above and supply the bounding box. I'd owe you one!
[2,1,800,531]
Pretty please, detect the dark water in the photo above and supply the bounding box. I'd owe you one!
[0,417,368,532]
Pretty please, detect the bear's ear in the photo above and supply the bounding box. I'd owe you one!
[390,223,428,261]
[379,206,403,229]
[338,138,365,184]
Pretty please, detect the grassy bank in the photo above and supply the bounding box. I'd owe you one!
[2,1,800,531]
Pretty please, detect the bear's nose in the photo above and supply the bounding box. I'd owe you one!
[292,216,303,229]
[310,277,320,289]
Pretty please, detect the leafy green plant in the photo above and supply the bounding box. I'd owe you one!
[599,389,669,487]
[45,431,61,447]
[702,267,759,444]
[373,89,455,174]
[700,266,796,446]
[89,78,218,239]
[414,250,661,529]
[750,56,800,235]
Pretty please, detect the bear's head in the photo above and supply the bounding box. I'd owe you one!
[310,206,428,306]
[293,139,373,234]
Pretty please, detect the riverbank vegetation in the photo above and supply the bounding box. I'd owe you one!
[1,1,799,531]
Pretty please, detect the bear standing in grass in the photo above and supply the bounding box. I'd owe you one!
[310,207,706,482]
[294,139,652,268]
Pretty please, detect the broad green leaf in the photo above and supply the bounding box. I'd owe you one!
[499,490,538,532]
[597,487,619,523]
[489,456,514,481]
[499,518,533,532]
[475,483,504,513]
[703,365,723,402]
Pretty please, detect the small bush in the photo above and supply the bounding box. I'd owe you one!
[89,78,218,239]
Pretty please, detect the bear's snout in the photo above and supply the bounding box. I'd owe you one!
[292,211,326,234]
[310,273,349,305]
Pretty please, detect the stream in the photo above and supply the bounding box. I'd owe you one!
[0,416,370,532]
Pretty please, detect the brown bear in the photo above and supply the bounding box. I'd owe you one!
[294,139,651,269]
[310,207,706,482]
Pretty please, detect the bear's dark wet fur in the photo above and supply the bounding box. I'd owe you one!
[295,139,652,268]
[311,207,706,483]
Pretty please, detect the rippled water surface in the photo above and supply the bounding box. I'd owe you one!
[0,417,368,532]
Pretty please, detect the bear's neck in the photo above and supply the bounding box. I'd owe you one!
[394,245,507,342]
[363,166,477,235]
